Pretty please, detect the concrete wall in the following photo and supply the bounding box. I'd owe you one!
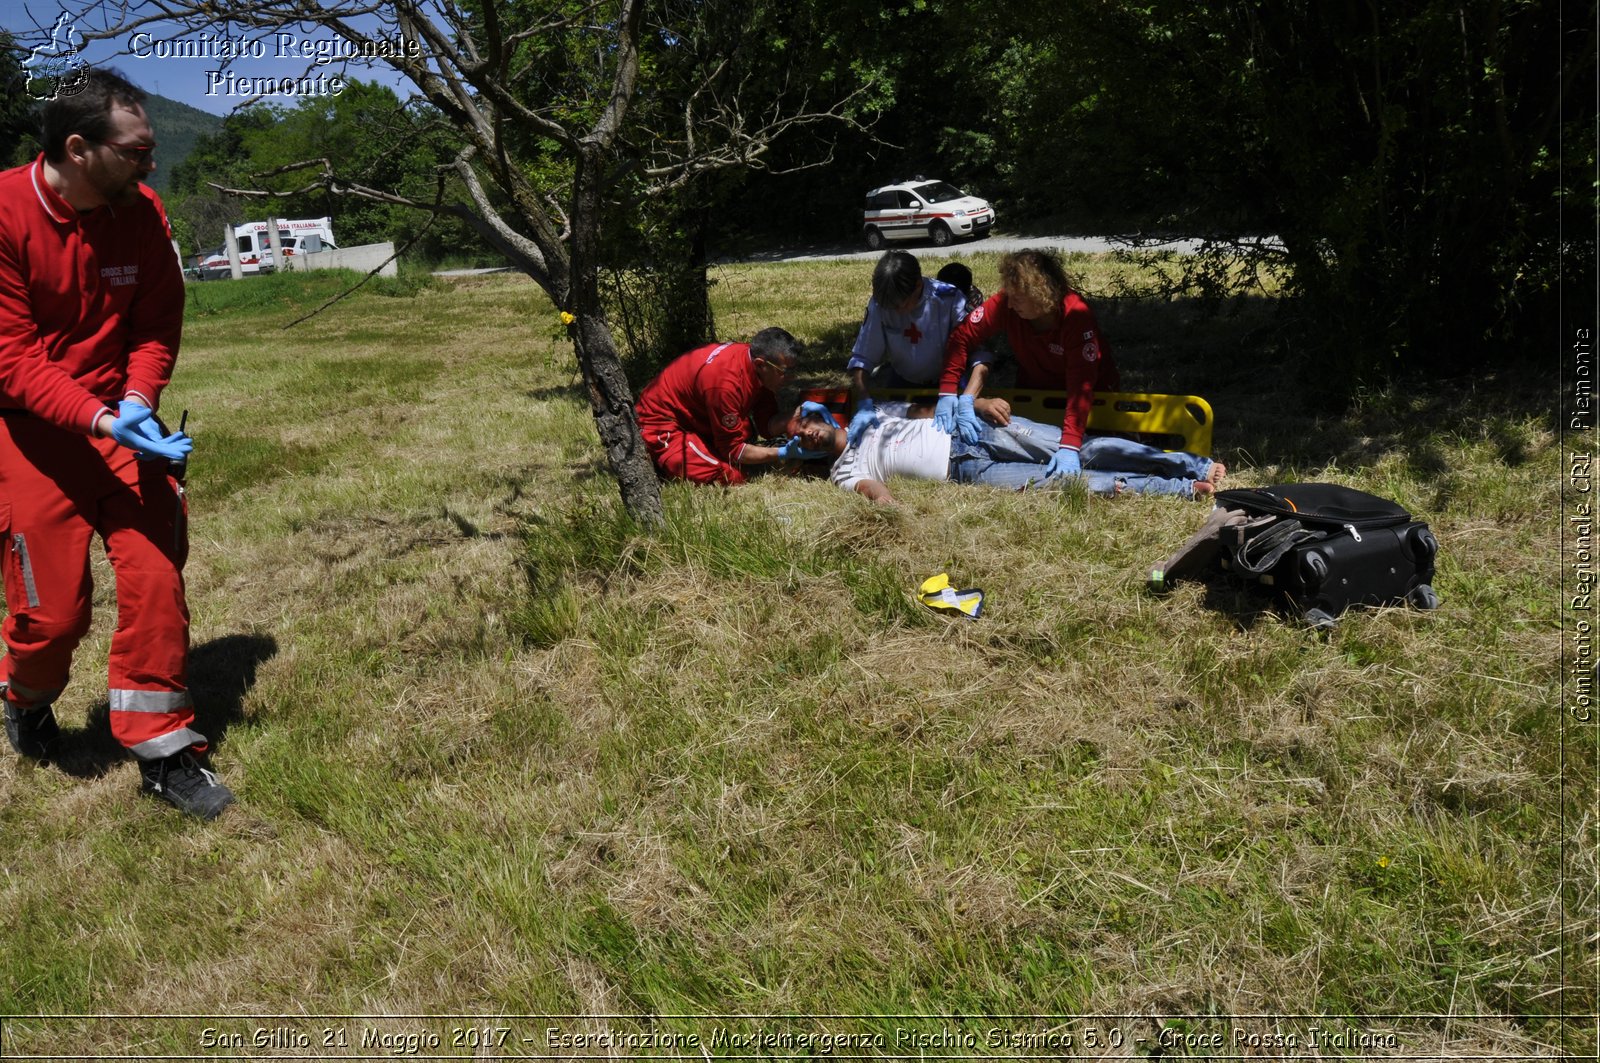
[289,242,398,278]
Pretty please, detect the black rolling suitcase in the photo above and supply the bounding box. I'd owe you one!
[1153,483,1441,629]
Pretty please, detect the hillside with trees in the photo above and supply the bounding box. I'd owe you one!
[134,92,220,194]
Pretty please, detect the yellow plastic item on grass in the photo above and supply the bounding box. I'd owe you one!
[919,573,984,620]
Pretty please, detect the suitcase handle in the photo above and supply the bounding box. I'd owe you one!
[1232,519,1327,577]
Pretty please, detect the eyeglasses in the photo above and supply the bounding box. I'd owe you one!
[100,140,156,165]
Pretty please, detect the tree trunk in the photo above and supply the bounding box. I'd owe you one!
[654,196,715,359]
[570,144,665,528]
[571,316,665,528]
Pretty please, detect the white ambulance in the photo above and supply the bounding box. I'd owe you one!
[195,218,338,279]
[861,178,995,250]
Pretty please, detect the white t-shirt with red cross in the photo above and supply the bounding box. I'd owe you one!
[847,278,990,385]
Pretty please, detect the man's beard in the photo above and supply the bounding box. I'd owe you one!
[104,177,141,205]
[88,163,141,206]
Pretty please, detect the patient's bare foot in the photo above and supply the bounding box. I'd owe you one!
[1192,461,1226,498]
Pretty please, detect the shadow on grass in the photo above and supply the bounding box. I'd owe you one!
[49,633,278,779]
[584,290,1545,488]
[522,382,587,404]
[1093,293,1552,478]
[1198,582,1295,632]
[807,318,863,368]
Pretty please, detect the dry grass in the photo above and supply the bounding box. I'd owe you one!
[0,263,1586,1059]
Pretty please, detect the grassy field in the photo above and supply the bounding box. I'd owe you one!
[0,257,1588,1059]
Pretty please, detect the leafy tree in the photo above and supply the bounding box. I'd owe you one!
[882,0,1581,382]
[1135,0,1579,380]
[164,84,469,261]
[722,0,1583,395]
[164,103,278,255]
[0,33,41,166]
[82,0,870,524]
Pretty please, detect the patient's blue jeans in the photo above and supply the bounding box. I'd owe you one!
[948,416,1211,497]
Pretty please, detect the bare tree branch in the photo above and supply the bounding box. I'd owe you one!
[280,214,437,329]
[587,0,646,150]
[635,83,873,191]
[68,0,879,526]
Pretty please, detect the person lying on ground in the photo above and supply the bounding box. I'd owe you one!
[786,401,1222,506]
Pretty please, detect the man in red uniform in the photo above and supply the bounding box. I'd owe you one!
[0,68,233,819]
[935,248,1121,481]
[636,327,829,484]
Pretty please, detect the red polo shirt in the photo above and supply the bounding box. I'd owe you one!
[940,290,1121,449]
[0,156,183,433]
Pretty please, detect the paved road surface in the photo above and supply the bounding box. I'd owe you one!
[725,232,1214,265]
[436,233,1278,274]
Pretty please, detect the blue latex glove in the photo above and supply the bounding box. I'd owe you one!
[1043,445,1081,480]
[846,399,879,447]
[798,400,833,422]
[109,400,192,462]
[955,394,985,444]
[775,435,831,461]
[933,394,958,434]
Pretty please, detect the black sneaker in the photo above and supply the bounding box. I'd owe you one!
[4,699,60,759]
[139,750,235,820]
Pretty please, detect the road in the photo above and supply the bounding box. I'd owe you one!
[435,233,1279,275]
[724,232,1213,266]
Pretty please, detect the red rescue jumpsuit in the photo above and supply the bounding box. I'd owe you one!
[0,158,203,759]
[635,342,777,485]
[940,290,1122,450]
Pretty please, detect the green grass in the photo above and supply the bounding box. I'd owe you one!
[0,262,1586,1059]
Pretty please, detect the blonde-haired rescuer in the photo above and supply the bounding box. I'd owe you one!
[935,249,1122,483]
[0,67,234,818]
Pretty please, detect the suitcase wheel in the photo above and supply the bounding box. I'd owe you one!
[1299,550,1328,588]
[1408,583,1441,610]
[1406,526,1439,563]
[1302,606,1338,631]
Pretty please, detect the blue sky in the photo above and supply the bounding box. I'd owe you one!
[4,0,414,115]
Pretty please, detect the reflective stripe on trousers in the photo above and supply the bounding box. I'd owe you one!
[0,417,195,756]
[110,689,207,760]
[12,533,39,607]
[4,677,63,707]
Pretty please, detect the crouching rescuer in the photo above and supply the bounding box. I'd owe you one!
[0,68,233,818]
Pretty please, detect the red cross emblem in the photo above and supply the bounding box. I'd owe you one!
[902,323,923,344]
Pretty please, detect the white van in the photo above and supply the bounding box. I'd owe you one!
[195,218,338,279]
[861,178,995,250]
